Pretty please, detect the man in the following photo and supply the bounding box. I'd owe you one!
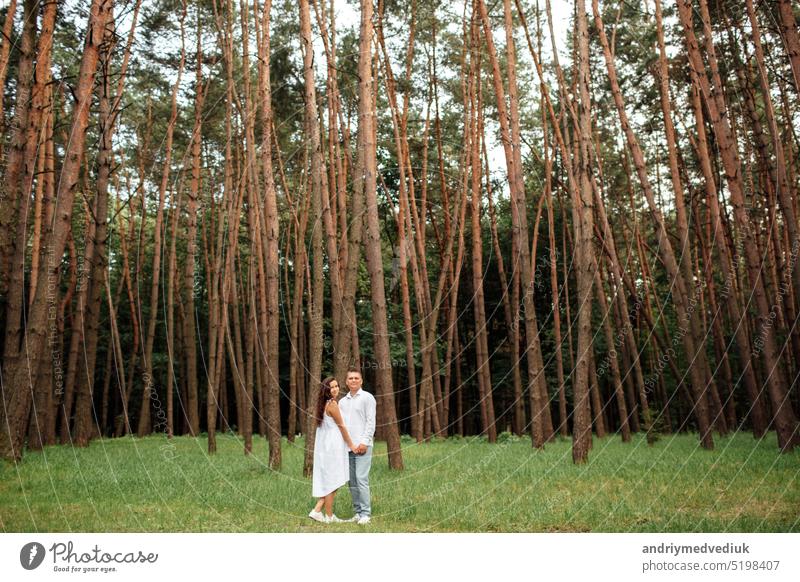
[339,367,375,524]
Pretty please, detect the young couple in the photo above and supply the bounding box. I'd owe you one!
[309,368,376,525]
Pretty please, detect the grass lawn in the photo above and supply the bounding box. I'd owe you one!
[1,431,797,532]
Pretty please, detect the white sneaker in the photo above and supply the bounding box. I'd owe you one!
[346,515,360,523]
[356,515,371,525]
[308,510,326,523]
[327,514,344,523]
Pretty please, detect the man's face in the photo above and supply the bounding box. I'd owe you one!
[346,372,362,393]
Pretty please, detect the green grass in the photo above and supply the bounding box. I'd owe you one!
[1,431,797,532]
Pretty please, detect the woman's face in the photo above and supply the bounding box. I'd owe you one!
[329,380,340,399]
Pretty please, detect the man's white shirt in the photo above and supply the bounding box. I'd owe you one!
[340,388,376,447]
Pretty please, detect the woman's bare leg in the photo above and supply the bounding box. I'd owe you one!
[324,491,336,516]
[313,498,324,513]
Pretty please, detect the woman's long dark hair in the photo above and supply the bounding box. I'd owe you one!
[315,377,337,426]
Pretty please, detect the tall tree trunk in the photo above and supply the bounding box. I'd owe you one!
[257,0,281,469]
[19,0,57,315]
[776,0,800,93]
[2,0,38,369]
[570,0,596,463]
[359,0,403,469]
[467,17,496,442]
[74,9,119,445]
[0,0,18,158]
[181,9,204,437]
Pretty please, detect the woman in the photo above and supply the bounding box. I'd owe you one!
[309,377,357,523]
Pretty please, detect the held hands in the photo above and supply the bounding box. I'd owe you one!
[347,442,368,455]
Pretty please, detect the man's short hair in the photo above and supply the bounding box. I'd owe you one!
[346,367,362,377]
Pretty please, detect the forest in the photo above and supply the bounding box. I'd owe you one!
[0,0,799,474]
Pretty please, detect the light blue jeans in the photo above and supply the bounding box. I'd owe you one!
[348,446,373,517]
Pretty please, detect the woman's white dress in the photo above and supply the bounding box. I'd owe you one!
[312,407,349,498]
